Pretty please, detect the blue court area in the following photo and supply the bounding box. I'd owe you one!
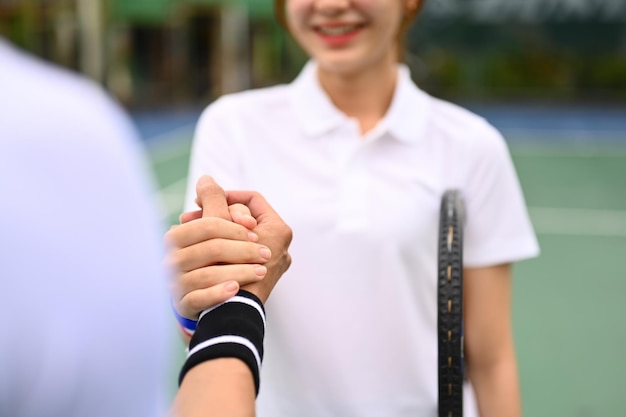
[137,104,626,416]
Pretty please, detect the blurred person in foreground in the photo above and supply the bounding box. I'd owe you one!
[0,37,290,417]
[171,0,540,416]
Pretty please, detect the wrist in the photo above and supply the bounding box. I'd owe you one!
[179,290,266,395]
[171,299,198,337]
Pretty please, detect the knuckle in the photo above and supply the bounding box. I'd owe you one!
[279,223,293,242]
[201,217,217,231]
[283,253,293,271]
[202,217,224,234]
[205,239,225,260]
[163,252,182,271]
[192,267,217,288]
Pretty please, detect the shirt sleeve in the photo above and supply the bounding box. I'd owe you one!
[184,97,245,212]
[462,122,540,268]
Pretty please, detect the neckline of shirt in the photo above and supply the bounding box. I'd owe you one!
[289,60,431,144]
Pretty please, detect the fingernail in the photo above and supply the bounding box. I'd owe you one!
[248,231,259,242]
[224,281,238,293]
[259,247,271,260]
[254,265,267,277]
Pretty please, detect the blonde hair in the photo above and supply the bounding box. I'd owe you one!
[273,0,425,61]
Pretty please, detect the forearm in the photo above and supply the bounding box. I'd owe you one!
[464,264,522,417]
[468,353,522,417]
[171,358,256,417]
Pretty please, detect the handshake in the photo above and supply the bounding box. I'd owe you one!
[165,176,293,416]
[166,175,293,320]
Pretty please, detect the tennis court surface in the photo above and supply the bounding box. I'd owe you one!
[141,105,626,417]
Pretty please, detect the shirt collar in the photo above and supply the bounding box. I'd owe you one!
[289,60,430,143]
[382,64,430,144]
[289,61,346,137]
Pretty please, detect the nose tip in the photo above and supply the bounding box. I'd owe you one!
[313,0,351,14]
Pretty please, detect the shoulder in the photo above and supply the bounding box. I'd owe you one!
[0,39,136,146]
[1,40,102,106]
[426,95,508,155]
[196,84,292,129]
[0,40,154,214]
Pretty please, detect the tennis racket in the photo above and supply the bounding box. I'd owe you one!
[437,189,466,417]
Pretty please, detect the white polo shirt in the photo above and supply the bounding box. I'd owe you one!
[186,61,540,417]
[0,38,169,417]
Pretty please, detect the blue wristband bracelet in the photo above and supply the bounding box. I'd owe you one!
[171,299,198,333]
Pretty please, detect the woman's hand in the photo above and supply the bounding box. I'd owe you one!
[164,176,292,321]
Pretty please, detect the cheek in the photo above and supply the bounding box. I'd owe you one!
[375,6,405,44]
[285,1,307,36]
[285,0,309,23]
[285,1,318,55]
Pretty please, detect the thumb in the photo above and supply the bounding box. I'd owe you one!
[195,175,231,220]
[226,190,280,224]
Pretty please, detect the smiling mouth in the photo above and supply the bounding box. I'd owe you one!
[316,24,363,36]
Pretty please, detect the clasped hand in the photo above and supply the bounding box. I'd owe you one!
[164,176,292,323]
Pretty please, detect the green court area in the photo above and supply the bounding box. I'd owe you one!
[149,132,626,416]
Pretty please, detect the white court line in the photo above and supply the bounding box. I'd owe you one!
[510,147,626,158]
[503,127,626,139]
[528,207,626,237]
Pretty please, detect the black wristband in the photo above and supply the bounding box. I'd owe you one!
[178,290,266,395]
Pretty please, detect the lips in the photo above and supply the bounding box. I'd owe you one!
[313,23,365,46]
[316,24,361,36]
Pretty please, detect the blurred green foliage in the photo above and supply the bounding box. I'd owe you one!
[408,19,626,102]
[1,1,624,104]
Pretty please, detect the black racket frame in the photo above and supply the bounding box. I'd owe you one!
[437,189,466,417]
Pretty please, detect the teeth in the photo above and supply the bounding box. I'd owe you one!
[318,25,358,36]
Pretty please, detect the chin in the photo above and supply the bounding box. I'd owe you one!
[313,47,393,78]
[315,54,369,76]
